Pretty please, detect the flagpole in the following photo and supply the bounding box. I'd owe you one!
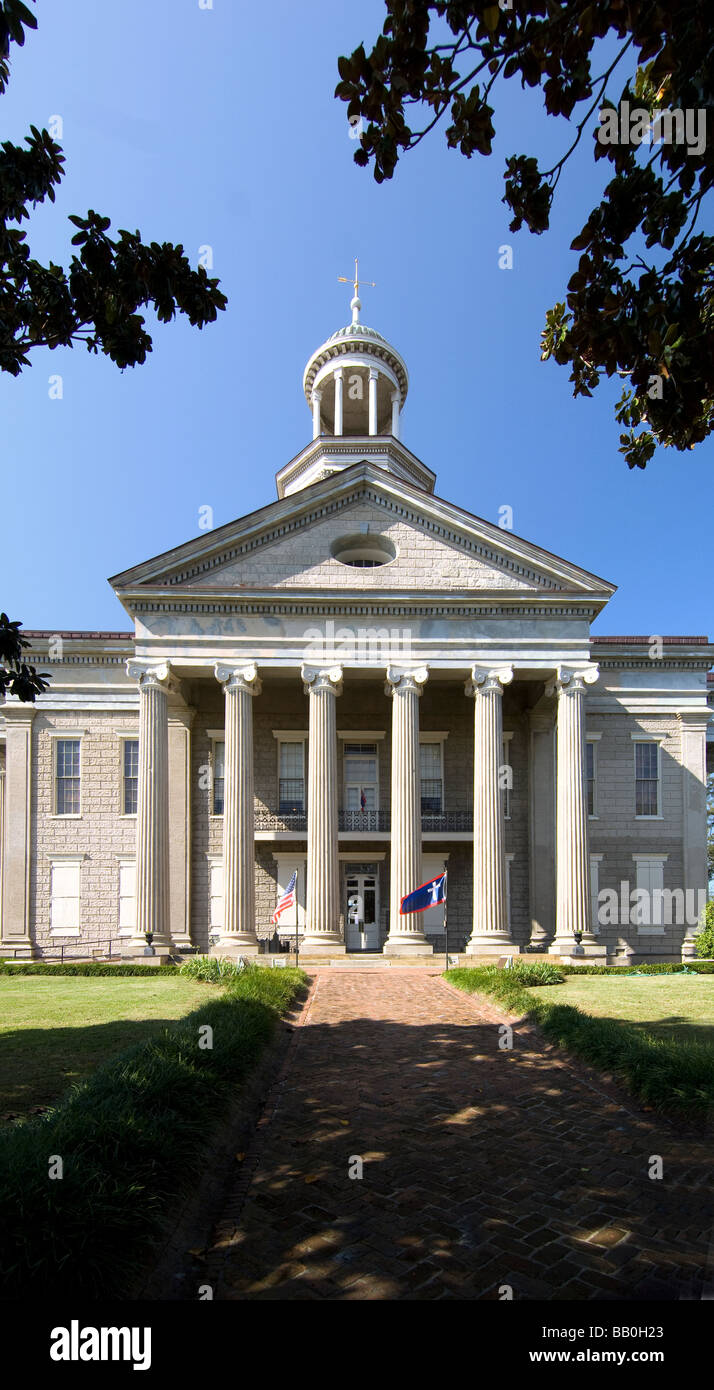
[443,861,448,972]
[295,873,299,971]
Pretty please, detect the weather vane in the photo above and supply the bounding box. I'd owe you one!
[338,257,375,323]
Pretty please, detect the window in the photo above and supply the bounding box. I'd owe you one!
[118,859,136,933]
[420,742,443,813]
[586,740,596,817]
[502,733,513,820]
[279,741,305,813]
[421,854,448,935]
[635,741,660,817]
[633,856,667,932]
[208,858,224,929]
[122,739,139,815]
[331,534,396,567]
[590,855,603,933]
[56,739,80,815]
[50,858,82,934]
[344,743,378,812]
[213,740,225,816]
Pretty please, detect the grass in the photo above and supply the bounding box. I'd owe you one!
[554,973,714,1049]
[0,964,305,1298]
[445,965,714,1119]
[0,976,214,1119]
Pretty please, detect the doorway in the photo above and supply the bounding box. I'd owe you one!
[345,872,380,952]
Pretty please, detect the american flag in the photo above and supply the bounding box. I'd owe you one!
[271,870,297,924]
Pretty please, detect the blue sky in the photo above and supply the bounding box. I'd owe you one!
[1,0,711,638]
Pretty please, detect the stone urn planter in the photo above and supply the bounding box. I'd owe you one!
[143,932,156,957]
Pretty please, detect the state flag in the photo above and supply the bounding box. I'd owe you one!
[399,871,447,915]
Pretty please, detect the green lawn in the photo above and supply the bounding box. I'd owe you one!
[0,976,215,1118]
[554,973,714,1048]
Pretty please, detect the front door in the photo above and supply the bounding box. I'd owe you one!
[345,874,380,952]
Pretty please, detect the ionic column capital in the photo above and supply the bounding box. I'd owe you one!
[301,664,343,697]
[465,664,514,698]
[127,660,178,696]
[385,665,429,697]
[214,662,262,696]
[545,664,599,699]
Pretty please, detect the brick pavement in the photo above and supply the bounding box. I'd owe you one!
[204,970,712,1301]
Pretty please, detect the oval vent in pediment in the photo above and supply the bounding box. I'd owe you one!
[330,533,397,569]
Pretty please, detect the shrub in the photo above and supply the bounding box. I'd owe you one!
[694,901,714,959]
[0,961,177,977]
[0,964,305,1298]
[179,955,246,983]
[445,965,714,1117]
[501,960,564,986]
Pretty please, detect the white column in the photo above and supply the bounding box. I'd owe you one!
[215,664,261,954]
[465,665,514,954]
[312,388,322,440]
[384,665,431,956]
[126,662,174,954]
[0,705,35,956]
[391,390,400,438]
[546,665,601,955]
[168,706,196,951]
[678,712,710,958]
[301,664,344,953]
[527,706,556,948]
[368,367,378,435]
[334,366,344,436]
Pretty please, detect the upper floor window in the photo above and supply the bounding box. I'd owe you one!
[635,741,660,817]
[123,739,139,815]
[56,739,80,815]
[344,742,378,812]
[279,740,305,814]
[420,741,443,814]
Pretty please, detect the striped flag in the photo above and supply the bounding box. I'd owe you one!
[272,870,297,924]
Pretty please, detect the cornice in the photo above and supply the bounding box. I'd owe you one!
[127,593,604,619]
[275,437,434,496]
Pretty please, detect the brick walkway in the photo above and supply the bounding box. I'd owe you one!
[205,971,711,1301]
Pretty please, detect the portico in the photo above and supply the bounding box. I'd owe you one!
[120,652,604,959]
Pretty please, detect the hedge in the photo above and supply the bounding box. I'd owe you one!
[0,964,305,1298]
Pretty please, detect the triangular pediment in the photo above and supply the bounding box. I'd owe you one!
[109,462,615,602]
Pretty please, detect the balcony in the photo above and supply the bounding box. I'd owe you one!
[254,806,473,834]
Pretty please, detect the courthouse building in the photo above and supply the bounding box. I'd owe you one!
[1,289,712,962]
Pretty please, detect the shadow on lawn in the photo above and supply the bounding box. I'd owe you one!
[203,1010,713,1303]
[0,1017,185,1118]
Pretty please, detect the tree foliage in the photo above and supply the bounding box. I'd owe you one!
[0,0,226,376]
[0,613,49,701]
[336,1,714,469]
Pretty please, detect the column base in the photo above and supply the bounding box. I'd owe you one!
[465,935,514,956]
[549,940,608,963]
[211,937,260,958]
[120,941,173,961]
[383,936,434,957]
[0,940,35,960]
[299,935,345,956]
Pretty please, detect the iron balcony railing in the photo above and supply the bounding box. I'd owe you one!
[254,807,473,832]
